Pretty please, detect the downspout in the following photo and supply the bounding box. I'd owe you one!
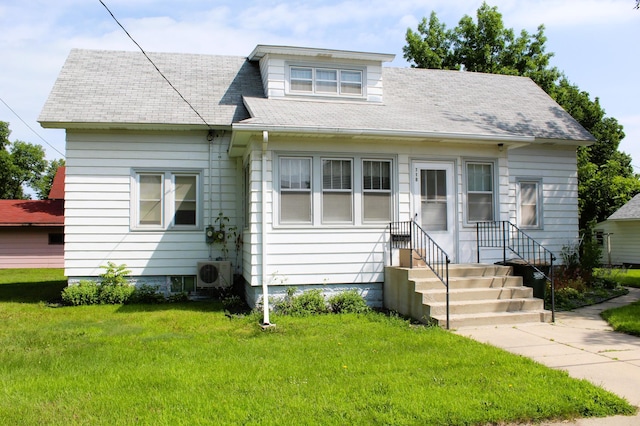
[261,130,271,326]
[208,131,215,261]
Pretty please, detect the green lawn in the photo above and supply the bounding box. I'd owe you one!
[0,269,635,425]
[596,268,640,288]
[616,269,640,288]
[602,300,640,336]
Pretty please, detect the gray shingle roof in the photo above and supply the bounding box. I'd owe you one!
[608,194,640,220]
[241,68,594,142]
[39,48,594,143]
[39,49,264,127]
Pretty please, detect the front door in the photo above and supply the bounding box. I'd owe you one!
[412,161,456,261]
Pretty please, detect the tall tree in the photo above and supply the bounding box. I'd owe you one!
[403,2,640,232]
[0,121,50,199]
[32,158,65,200]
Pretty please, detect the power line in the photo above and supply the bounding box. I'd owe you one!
[0,96,66,158]
[98,0,212,129]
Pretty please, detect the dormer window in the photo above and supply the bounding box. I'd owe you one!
[289,66,363,97]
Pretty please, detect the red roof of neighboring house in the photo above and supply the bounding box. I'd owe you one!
[48,166,65,200]
[0,167,65,227]
[0,199,64,226]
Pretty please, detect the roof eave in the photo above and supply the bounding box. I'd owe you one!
[39,121,231,132]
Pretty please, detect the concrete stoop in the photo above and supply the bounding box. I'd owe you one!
[384,263,552,328]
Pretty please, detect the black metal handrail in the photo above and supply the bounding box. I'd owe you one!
[476,221,556,321]
[390,221,450,329]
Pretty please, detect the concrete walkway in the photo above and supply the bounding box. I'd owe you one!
[456,287,640,425]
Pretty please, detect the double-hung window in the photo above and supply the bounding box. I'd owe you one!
[322,159,353,223]
[133,170,201,230]
[280,158,312,224]
[289,66,363,97]
[517,179,542,229]
[466,162,494,223]
[363,160,391,222]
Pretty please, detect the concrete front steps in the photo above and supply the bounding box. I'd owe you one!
[384,264,552,328]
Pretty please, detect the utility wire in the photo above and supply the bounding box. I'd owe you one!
[0,96,66,158]
[98,0,212,129]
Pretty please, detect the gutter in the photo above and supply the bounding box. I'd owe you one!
[231,123,537,143]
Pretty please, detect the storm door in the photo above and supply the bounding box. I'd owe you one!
[412,161,456,261]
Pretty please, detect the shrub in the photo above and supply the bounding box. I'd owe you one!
[128,284,166,304]
[96,262,134,304]
[328,290,370,314]
[100,262,132,286]
[61,280,99,306]
[98,283,135,304]
[273,287,329,316]
[580,238,602,276]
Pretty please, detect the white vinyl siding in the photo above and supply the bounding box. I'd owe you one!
[507,146,580,259]
[596,220,640,265]
[64,131,239,278]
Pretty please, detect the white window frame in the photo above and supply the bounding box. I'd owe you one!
[464,160,497,225]
[275,154,394,227]
[362,159,392,223]
[322,158,353,224]
[287,65,364,98]
[131,169,202,231]
[279,157,313,224]
[516,178,543,229]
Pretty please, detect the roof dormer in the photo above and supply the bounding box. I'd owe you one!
[248,45,395,103]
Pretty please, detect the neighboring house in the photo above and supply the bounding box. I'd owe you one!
[38,45,593,306]
[0,167,65,268]
[595,194,640,267]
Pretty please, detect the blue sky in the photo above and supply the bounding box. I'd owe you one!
[1,0,639,171]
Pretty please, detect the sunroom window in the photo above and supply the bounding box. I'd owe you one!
[322,159,353,223]
[280,157,312,224]
[363,160,391,222]
[276,155,393,226]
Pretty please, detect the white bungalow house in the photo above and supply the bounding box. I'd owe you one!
[595,194,640,267]
[39,45,593,324]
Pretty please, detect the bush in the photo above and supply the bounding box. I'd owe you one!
[100,262,131,286]
[128,284,166,304]
[98,282,134,304]
[328,290,369,314]
[61,262,135,306]
[61,280,99,306]
[273,287,329,316]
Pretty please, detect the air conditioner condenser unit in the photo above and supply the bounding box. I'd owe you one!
[196,261,232,289]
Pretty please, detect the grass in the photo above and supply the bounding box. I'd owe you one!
[0,269,635,425]
[596,268,640,288]
[602,300,640,336]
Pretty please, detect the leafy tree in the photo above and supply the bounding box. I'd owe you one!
[32,158,65,199]
[403,2,640,233]
[0,121,55,200]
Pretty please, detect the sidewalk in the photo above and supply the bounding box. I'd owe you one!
[456,287,640,426]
